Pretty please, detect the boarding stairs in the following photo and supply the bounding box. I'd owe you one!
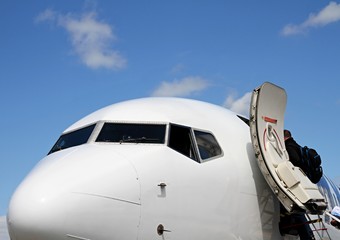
[311,212,340,240]
[307,214,331,240]
[282,211,340,240]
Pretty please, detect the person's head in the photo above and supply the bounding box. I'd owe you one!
[284,129,292,141]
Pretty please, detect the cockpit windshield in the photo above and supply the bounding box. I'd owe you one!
[96,123,166,144]
[48,124,96,155]
[48,121,221,164]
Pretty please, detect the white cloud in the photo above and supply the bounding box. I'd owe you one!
[223,92,252,117]
[36,9,126,70]
[151,76,209,97]
[281,1,340,36]
[35,8,57,23]
[0,216,10,240]
[281,24,306,36]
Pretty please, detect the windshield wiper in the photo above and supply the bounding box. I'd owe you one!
[119,136,160,144]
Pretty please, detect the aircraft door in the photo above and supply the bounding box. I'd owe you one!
[249,82,326,214]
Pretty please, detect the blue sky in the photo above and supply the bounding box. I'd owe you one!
[1,1,340,238]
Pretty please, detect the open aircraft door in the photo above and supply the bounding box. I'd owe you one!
[249,82,327,214]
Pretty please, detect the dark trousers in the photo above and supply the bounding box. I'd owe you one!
[280,205,315,240]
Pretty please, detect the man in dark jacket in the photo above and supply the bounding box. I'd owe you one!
[284,130,304,169]
[281,129,315,240]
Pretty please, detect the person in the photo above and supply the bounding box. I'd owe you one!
[284,130,304,170]
[330,206,340,228]
[285,129,323,184]
[280,129,316,240]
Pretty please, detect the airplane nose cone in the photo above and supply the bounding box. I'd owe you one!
[7,181,67,240]
[7,151,79,240]
[7,147,141,240]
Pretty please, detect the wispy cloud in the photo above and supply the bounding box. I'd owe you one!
[151,76,209,97]
[170,64,185,74]
[223,92,252,117]
[281,1,340,36]
[0,216,10,240]
[35,8,126,70]
[35,8,57,23]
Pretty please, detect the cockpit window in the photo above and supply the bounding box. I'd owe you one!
[168,124,199,162]
[96,123,166,144]
[194,130,222,160]
[48,124,95,155]
[168,124,222,162]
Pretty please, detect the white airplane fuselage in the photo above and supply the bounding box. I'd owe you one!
[6,97,340,240]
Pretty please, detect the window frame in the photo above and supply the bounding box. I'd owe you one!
[94,121,168,145]
[192,128,223,162]
[168,123,200,162]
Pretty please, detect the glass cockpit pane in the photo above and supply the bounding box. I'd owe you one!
[168,124,198,161]
[96,123,166,144]
[48,124,95,154]
[194,130,222,160]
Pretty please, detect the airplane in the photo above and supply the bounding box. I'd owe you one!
[6,82,340,240]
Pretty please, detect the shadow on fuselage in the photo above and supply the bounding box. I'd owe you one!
[246,142,281,240]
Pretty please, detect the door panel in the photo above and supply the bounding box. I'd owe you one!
[249,82,326,214]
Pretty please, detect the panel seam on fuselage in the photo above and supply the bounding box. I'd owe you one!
[71,192,141,205]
